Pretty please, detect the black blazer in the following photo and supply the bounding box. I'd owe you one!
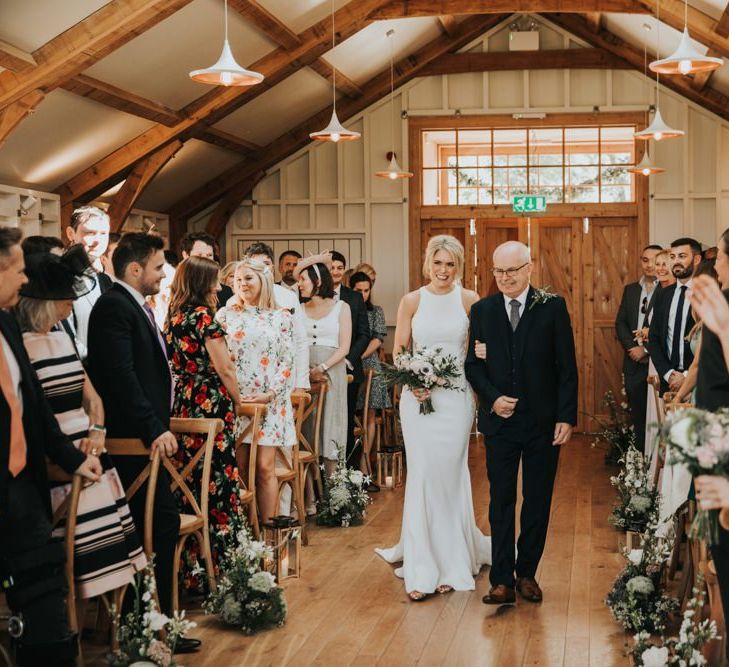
[216,283,233,311]
[695,289,729,411]
[646,282,695,384]
[615,281,659,374]
[0,310,85,520]
[338,285,370,384]
[87,284,171,446]
[465,287,578,436]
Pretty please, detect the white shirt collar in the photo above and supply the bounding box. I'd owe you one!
[639,275,656,292]
[116,279,146,307]
[503,286,530,309]
[334,285,341,299]
[677,277,693,290]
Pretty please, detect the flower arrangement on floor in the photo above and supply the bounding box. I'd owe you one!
[381,345,463,415]
[659,407,729,544]
[590,388,637,465]
[606,503,679,634]
[203,527,287,635]
[630,576,718,666]
[609,446,660,533]
[108,560,196,667]
[317,443,371,527]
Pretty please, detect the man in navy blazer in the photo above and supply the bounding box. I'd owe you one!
[465,241,577,607]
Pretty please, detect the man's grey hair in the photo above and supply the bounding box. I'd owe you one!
[493,240,531,264]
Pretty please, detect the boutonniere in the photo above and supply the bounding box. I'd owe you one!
[528,286,558,311]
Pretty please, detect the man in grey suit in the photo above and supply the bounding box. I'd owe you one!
[614,244,662,451]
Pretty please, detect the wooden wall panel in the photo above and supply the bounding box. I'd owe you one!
[476,220,519,296]
[690,109,717,193]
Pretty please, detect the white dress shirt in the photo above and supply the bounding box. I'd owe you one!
[0,331,23,412]
[664,278,692,380]
[637,276,656,331]
[116,279,147,308]
[273,283,310,389]
[503,286,530,321]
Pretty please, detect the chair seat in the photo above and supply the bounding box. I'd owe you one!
[299,451,316,463]
[276,467,296,481]
[240,489,254,504]
[179,513,204,535]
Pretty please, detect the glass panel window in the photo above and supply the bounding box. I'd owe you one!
[423,130,456,168]
[458,188,478,205]
[566,186,599,203]
[602,185,632,202]
[479,188,493,204]
[601,166,631,186]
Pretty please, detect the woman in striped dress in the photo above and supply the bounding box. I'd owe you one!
[15,246,146,599]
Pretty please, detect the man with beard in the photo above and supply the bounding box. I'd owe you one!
[647,237,702,393]
[278,250,302,291]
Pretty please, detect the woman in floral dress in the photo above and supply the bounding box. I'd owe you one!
[166,256,244,592]
[216,258,296,524]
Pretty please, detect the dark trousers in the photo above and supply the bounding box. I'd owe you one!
[0,472,76,666]
[711,523,729,633]
[484,417,560,588]
[624,360,649,452]
[346,381,362,467]
[115,459,180,615]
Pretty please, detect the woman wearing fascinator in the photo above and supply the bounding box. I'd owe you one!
[14,244,147,600]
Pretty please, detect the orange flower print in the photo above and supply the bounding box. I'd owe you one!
[209,482,216,494]
[233,329,245,341]
[282,368,291,379]
[260,357,270,367]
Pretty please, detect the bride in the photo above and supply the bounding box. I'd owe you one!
[375,235,492,601]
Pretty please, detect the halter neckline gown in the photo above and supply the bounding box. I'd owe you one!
[376,285,492,593]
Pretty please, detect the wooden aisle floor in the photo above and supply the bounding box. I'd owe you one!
[88,435,629,666]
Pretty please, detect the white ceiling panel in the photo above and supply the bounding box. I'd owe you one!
[85,0,277,109]
[213,68,333,145]
[256,0,353,35]
[0,0,110,53]
[134,139,242,211]
[0,89,153,191]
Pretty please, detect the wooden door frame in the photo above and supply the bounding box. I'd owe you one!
[407,111,649,290]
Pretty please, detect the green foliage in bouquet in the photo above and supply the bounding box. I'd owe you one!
[591,388,637,465]
[317,443,371,527]
[203,527,287,635]
[609,446,660,533]
[107,558,196,667]
[606,503,679,634]
[631,576,718,666]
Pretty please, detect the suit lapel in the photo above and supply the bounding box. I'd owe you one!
[113,285,167,364]
[0,311,36,425]
[515,286,537,365]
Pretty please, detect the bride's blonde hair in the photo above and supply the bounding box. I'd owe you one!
[422,235,464,281]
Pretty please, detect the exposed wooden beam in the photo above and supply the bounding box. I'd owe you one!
[0,0,195,111]
[55,0,389,206]
[207,171,266,239]
[308,58,363,98]
[418,48,630,76]
[715,2,729,38]
[169,13,509,226]
[195,127,261,154]
[438,16,458,37]
[370,0,648,18]
[585,12,602,32]
[0,40,36,74]
[546,14,729,122]
[0,90,44,146]
[691,48,722,90]
[108,140,183,232]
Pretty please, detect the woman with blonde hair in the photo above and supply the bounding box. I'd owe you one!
[220,261,238,289]
[166,256,245,592]
[216,258,297,523]
[376,235,491,601]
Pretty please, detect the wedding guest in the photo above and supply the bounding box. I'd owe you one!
[342,268,354,288]
[220,261,237,290]
[655,249,676,289]
[100,231,121,278]
[354,262,377,285]
[296,253,351,476]
[329,251,369,467]
[278,249,301,291]
[21,235,64,256]
[216,258,296,523]
[64,206,113,360]
[0,227,102,667]
[15,246,146,598]
[166,256,244,591]
[615,244,661,451]
[647,237,702,393]
[179,231,217,262]
[148,259,176,330]
[351,271,390,487]
[164,249,180,268]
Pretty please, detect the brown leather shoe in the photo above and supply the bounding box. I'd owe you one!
[516,577,543,602]
[482,584,516,605]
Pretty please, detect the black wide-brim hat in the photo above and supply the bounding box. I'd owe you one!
[20,244,97,301]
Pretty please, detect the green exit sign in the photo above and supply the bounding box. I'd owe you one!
[512,195,547,213]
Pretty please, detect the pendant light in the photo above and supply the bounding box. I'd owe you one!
[649,0,722,75]
[635,4,684,141]
[310,0,360,142]
[375,29,412,180]
[190,0,264,86]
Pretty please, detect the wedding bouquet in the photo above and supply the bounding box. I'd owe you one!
[609,446,659,533]
[317,442,371,527]
[659,407,729,544]
[590,388,637,465]
[630,576,718,666]
[204,527,287,635]
[108,559,196,667]
[381,345,463,415]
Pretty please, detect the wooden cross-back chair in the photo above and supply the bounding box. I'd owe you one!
[274,393,307,541]
[297,384,326,500]
[106,416,223,613]
[647,375,667,487]
[354,368,375,479]
[234,402,267,538]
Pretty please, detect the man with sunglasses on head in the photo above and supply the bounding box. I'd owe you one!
[615,244,662,452]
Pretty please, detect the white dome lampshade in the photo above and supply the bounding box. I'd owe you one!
[375,154,413,179]
[310,109,361,142]
[649,27,723,75]
[634,108,684,141]
[628,151,665,175]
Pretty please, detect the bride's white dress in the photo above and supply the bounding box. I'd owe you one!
[375,285,492,593]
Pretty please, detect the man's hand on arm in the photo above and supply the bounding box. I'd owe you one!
[553,422,573,446]
[492,395,518,418]
[627,346,647,362]
[151,431,178,458]
[75,455,102,482]
[668,371,684,391]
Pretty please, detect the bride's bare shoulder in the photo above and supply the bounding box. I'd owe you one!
[398,289,421,314]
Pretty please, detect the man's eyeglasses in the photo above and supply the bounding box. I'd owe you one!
[491,262,530,278]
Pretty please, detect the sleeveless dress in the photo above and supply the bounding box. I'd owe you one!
[375,286,492,593]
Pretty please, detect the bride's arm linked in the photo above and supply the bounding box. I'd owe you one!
[394,291,428,403]
[464,300,507,413]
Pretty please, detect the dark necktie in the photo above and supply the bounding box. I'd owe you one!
[669,285,687,370]
[509,299,521,332]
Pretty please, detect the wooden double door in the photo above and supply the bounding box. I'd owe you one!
[421,216,638,431]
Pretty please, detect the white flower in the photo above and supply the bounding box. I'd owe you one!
[143,610,169,632]
[249,571,276,593]
[349,470,364,486]
[142,591,151,602]
[627,549,643,566]
[691,648,706,665]
[669,416,697,450]
[641,645,669,667]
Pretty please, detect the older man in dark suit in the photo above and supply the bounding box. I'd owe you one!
[0,227,101,667]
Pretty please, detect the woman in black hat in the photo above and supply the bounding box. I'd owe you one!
[14,245,147,600]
